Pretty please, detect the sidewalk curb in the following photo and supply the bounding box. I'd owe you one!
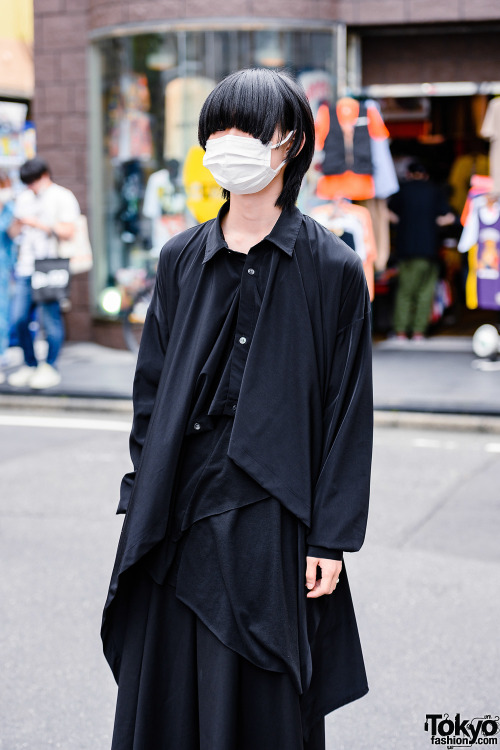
[0,394,133,413]
[374,410,500,433]
[2,393,500,433]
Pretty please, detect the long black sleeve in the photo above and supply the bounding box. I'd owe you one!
[117,250,170,513]
[307,265,373,552]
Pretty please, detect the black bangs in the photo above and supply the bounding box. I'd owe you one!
[198,68,295,148]
[198,68,315,210]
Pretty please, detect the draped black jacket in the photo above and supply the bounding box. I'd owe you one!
[102,203,373,682]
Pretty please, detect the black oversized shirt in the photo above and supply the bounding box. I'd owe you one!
[154,210,344,561]
[116,200,372,543]
[104,202,373,700]
[107,202,373,673]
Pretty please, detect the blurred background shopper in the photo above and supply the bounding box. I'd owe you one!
[389,162,455,340]
[102,69,373,750]
[7,157,80,389]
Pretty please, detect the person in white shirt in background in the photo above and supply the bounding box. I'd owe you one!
[7,158,80,390]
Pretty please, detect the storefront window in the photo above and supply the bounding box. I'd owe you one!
[93,27,338,320]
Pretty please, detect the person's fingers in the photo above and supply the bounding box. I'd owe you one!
[306,560,342,598]
[307,575,332,598]
[305,557,319,590]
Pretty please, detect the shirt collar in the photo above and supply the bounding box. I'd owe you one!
[203,200,303,264]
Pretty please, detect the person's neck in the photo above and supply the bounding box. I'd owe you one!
[221,184,284,254]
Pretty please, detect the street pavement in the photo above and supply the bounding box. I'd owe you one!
[2,335,500,417]
[0,343,136,402]
[373,337,500,415]
[0,412,499,749]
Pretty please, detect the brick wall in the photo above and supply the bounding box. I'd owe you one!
[34,0,91,341]
[339,0,500,25]
[87,0,339,28]
[362,31,500,85]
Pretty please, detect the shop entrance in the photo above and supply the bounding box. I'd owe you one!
[373,92,499,337]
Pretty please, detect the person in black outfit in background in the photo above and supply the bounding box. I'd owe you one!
[102,69,373,750]
[389,161,455,340]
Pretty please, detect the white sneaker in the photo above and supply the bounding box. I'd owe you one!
[7,365,37,387]
[29,363,62,390]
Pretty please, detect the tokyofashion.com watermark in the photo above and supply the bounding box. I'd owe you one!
[425,714,499,747]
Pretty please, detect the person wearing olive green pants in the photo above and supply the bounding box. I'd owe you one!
[393,257,439,338]
[389,162,455,340]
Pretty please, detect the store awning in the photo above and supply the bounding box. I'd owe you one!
[0,37,34,99]
[362,81,500,98]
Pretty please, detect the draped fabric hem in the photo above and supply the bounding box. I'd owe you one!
[102,491,307,681]
[109,561,325,750]
[302,685,369,743]
[175,588,290,679]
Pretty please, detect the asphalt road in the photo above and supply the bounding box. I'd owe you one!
[0,411,499,750]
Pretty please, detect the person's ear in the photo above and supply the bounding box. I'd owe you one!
[286,133,305,158]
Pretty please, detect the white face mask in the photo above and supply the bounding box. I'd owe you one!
[203,130,294,195]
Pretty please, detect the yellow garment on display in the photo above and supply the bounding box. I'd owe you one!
[465,245,479,310]
[183,145,224,224]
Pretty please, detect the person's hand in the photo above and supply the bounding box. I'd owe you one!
[7,218,23,239]
[305,556,342,598]
[20,217,45,230]
[20,217,55,235]
[436,212,455,227]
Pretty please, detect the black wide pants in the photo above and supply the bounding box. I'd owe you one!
[111,563,325,750]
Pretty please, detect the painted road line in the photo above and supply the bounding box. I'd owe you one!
[0,414,130,432]
[413,438,458,450]
[485,443,500,453]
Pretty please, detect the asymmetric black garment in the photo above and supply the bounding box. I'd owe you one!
[106,205,371,749]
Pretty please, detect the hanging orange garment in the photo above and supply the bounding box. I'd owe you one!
[314,99,388,201]
[314,103,330,151]
[460,175,493,226]
[365,105,390,140]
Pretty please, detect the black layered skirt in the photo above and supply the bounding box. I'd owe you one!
[111,554,326,750]
[109,501,367,749]
[108,417,368,749]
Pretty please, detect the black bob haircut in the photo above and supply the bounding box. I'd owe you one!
[20,157,51,185]
[198,68,315,211]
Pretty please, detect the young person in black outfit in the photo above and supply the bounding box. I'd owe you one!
[102,68,373,750]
